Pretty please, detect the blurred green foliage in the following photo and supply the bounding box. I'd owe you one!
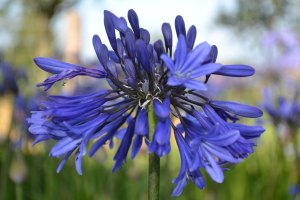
[215,0,300,38]
[0,120,295,200]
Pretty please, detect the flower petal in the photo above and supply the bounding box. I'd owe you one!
[174,34,187,72]
[183,80,207,91]
[209,100,263,118]
[213,65,255,77]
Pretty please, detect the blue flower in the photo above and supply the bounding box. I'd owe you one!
[160,35,222,90]
[27,9,265,196]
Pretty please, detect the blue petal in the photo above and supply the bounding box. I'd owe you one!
[205,129,240,146]
[175,15,186,39]
[189,169,206,189]
[186,25,197,50]
[127,9,140,38]
[182,80,207,90]
[33,57,74,74]
[171,174,188,197]
[107,60,118,78]
[167,75,181,86]
[209,100,263,118]
[203,142,242,163]
[64,113,109,135]
[104,10,127,34]
[56,148,75,173]
[89,131,114,157]
[93,35,104,66]
[50,135,82,157]
[48,90,108,104]
[192,110,214,131]
[125,59,136,79]
[37,66,107,91]
[108,51,120,63]
[154,40,166,57]
[175,34,187,72]
[135,39,152,73]
[140,28,150,45]
[213,65,255,77]
[112,120,135,172]
[135,109,149,136]
[203,148,224,183]
[31,134,54,146]
[154,119,171,145]
[131,135,143,160]
[161,23,172,48]
[153,98,170,120]
[190,63,222,79]
[209,45,218,63]
[181,42,211,73]
[104,12,117,51]
[125,30,136,60]
[226,122,265,139]
[114,128,127,140]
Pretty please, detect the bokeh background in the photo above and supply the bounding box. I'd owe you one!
[1,0,300,199]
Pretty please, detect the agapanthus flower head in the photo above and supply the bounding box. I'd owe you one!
[28,9,265,196]
[0,62,19,94]
[261,87,300,127]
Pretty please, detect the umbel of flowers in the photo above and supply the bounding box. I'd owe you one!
[28,9,265,197]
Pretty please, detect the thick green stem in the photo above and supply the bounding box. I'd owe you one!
[148,105,160,200]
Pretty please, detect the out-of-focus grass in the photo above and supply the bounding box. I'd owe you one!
[0,123,294,200]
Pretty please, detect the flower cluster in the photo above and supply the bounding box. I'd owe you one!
[28,9,265,196]
[261,88,300,127]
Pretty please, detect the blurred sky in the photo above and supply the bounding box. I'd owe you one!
[52,0,263,64]
[0,0,263,65]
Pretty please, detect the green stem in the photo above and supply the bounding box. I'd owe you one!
[148,105,160,200]
[16,184,22,200]
[291,125,300,185]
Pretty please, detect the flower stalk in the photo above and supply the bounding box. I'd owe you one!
[148,104,160,200]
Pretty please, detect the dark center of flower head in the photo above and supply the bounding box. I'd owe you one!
[29,8,265,197]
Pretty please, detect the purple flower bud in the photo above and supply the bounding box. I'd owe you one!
[108,51,120,63]
[187,25,197,50]
[125,30,136,60]
[162,23,172,49]
[92,35,105,67]
[154,40,166,58]
[117,38,124,60]
[210,45,218,63]
[147,44,153,58]
[124,59,136,79]
[135,39,152,73]
[104,12,117,52]
[107,60,118,78]
[100,44,109,69]
[140,28,150,45]
[119,17,127,26]
[213,65,255,77]
[142,81,149,93]
[127,77,137,89]
[104,10,127,34]
[128,9,140,38]
[175,15,186,39]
